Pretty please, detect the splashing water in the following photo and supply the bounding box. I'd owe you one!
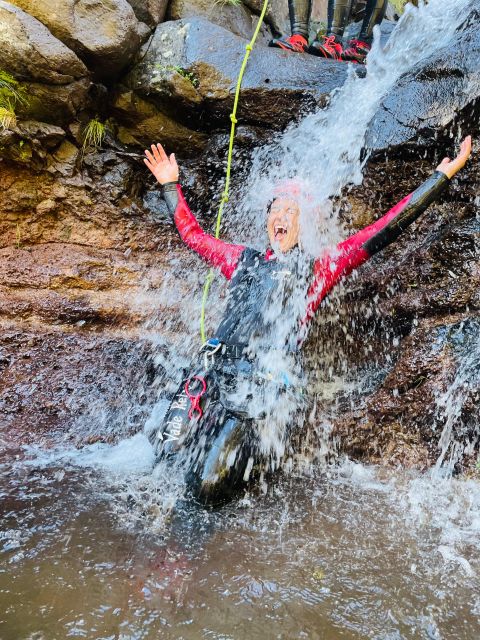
[228,0,476,461]
[2,5,480,635]
[433,320,480,478]
[10,0,477,521]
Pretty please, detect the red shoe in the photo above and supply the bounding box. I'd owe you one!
[268,34,308,53]
[308,34,344,60]
[343,38,371,63]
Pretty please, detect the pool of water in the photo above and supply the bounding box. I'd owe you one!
[2,443,479,640]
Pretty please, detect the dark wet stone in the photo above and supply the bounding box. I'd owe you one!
[126,0,168,27]
[366,10,480,153]
[126,17,353,130]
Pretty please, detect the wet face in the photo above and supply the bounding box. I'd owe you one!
[267,197,301,253]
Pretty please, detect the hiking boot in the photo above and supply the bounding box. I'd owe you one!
[268,34,308,53]
[308,34,343,60]
[342,38,371,64]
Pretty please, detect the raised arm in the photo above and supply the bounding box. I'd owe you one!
[144,143,245,280]
[304,136,472,321]
[340,136,472,263]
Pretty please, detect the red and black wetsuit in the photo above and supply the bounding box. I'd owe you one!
[154,172,449,503]
[163,171,449,347]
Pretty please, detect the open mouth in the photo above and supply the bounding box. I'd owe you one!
[274,224,288,241]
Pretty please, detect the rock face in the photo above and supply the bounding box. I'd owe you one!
[126,17,351,129]
[0,0,478,475]
[0,1,88,84]
[112,88,207,153]
[126,0,168,27]
[9,0,144,78]
[366,10,480,152]
[0,2,90,123]
[168,0,272,41]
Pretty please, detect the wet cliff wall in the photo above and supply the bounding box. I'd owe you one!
[0,0,478,473]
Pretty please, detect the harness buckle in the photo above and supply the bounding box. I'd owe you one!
[202,338,222,369]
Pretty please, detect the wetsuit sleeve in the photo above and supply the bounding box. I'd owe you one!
[304,171,450,321]
[344,170,450,257]
[162,182,245,280]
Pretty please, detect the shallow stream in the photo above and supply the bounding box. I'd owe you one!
[1,1,479,638]
[1,446,479,639]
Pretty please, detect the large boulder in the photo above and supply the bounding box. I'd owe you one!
[126,0,168,27]
[9,0,145,78]
[168,0,272,41]
[112,89,207,153]
[366,10,480,153]
[126,17,351,130]
[0,1,87,84]
[0,2,90,124]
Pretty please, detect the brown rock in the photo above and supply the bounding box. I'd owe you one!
[168,0,271,41]
[9,0,144,78]
[126,0,168,26]
[0,326,157,446]
[0,0,88,83]
[113,89,207,154]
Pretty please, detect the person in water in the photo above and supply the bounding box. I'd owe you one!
[144,136,472,504]
[269,0,388,63]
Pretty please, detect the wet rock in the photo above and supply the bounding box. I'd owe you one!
[168,0,271,41]
[112,89,207,153]
[0,2,90,124]
[0,121,65,168]
[127,17,351,129]
[0,1,88,83]
[126,0,168,27]
[366,10,480,152]
[0,327,157,445]
[9,0,145,78]
[46,140,80,177]
[333,316,480,471]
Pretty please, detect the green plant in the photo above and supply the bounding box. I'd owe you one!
[0,70,27,105]
[153,63,199,88]
[0,70,28,131]
[214,0,242,6]
[0,100,16,130]
[82,118,106,152]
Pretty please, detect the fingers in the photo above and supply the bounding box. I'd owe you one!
[145,149,156,165]
[151,143,161,163]
[157,143,168,163]
[144,158,154,172]
[170,152,177,167]
[460,135,472,158]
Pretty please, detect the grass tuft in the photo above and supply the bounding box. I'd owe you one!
[0,101,17,131]
[0,70,29,130]
[0,70,27,104]
[82,118,107,151]
[153,64,200,88]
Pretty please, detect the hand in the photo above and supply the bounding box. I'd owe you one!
[436,135,472,179]
[144,143,179,185]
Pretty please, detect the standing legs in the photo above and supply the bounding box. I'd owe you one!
[359,0,388,43]
[269,0,311,52]
[327,0,355,38]
[288,0,313,39]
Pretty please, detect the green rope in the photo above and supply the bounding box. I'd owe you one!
[200,0,270,343]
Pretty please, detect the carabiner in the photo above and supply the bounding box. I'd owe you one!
[185,375,207,420]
